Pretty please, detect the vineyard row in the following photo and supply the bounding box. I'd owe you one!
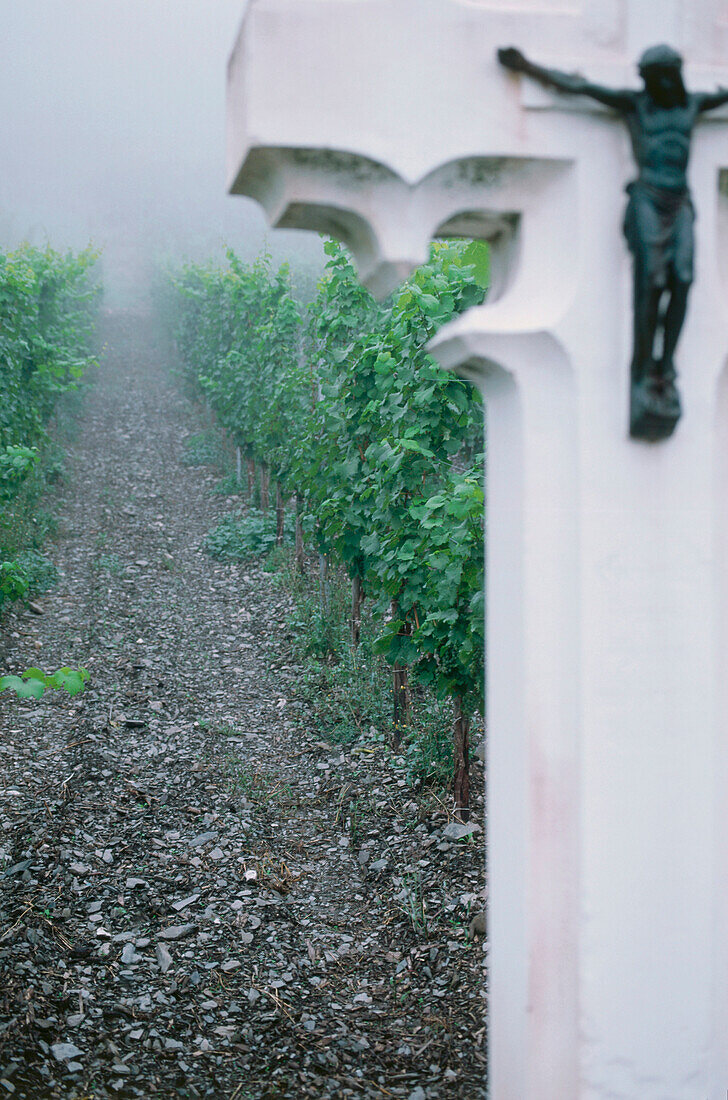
[0,243,99,613]
[167,239,487,815]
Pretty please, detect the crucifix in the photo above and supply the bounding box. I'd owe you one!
[226,2,728,1096]
[499,42,728,440]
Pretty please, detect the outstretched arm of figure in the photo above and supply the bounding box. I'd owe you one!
[697,87,728,112]
[497,47,634,111]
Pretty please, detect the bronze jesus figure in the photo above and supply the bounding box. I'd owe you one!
[498,44,728,441]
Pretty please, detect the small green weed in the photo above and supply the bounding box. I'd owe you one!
[333,785,367,845]
[93,553,124,575]
[213,472,246,496]
[19,550,59,594]
[0,666,89,700]
[397,868,429,937]
[298,653,392,746]
[403,707,453,786]
[0,460,61,567]
[0,551,58,612]
[182,431,229,471]
[0,561,29,606]
[268,553,470,796]
[219,752,292,805]
[221,755,263,797]
[287,575,350,661]
[262,545,290,574]
[205,508,294,561]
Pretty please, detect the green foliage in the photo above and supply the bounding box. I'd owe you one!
[0,666,89,699]
[0,242,99,615]
[169,236,487,795]
[287,568,355,661]
[170,252,305,498]
[0,446,39,500]
[376,463,485,712]
[213,472,247,496]
[14,549,59,593]
[0,561,30,606]
[181,430,229,471]
[0,243,99,454]
[0,551,58,613]
[205,508,294,561]
[92,552,124,575]
[0,446,63,572]
[309,240,485,715]
[287,567,400,742]
[275,553,471,778]
[403,718,454,787]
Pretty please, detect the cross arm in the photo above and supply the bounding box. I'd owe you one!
[497,47,634,112]
[696,88,728,113]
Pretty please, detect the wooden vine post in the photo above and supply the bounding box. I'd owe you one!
[452,696,470,823]
[294,495,305,574]
[259,463,269,511]
[275,482,285,546]
[350,574,363,649]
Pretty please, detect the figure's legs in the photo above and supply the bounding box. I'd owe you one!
[626,191,663,385]
[631,269,662,385]
[660,201,695,385]
[661,278,690,380]
[626,190,684,437]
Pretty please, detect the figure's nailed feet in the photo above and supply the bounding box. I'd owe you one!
[630,371,681,442]
[645,368,681,418]
[660,358,678,384]
[658,379,681,418]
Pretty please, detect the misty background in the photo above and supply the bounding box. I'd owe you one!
[0,1,325,305]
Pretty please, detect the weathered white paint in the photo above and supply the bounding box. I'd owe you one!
[227,2,728,1096]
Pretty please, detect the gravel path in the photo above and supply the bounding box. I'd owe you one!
[0,312,486,1099]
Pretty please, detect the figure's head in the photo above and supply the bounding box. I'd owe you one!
[638,45,687,106]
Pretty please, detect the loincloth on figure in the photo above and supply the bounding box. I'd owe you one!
[623,180,695,288]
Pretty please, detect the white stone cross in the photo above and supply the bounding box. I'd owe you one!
[227,2,728,1096]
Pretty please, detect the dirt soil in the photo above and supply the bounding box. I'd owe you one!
[0,313,486,1099]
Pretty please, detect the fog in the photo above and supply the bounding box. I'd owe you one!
[0,1,325,304]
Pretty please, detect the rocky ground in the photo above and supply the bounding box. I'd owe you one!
[0,312,486,1099]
